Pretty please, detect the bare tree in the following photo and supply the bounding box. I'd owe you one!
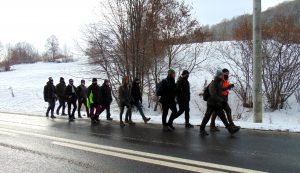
[45,35,60,61]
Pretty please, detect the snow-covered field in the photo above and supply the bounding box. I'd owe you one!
[1,47,300,132]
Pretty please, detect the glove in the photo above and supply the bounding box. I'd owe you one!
[228,84,235,89]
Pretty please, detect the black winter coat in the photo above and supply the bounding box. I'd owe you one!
[44,82,56,102]
[207,77,224,106]
[77,84,88,100]
[131,82,142,105]
[65,84,78,102]
[176,76,190,104]
[100,84,113,105]
[87,84,102,105]
[159,77,176,104]
[55,82,66,98]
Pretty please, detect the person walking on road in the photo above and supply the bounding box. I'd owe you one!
[118,76,133,127]
[131,78,151,124]
[87,78,102,124]
[43,77,57,119]
[158,69,178,131]
[99,79,113,121]
[77,79,89,118]
[65,79,78,121]
[168,70,194,128]
[210,68,240,132]
[199,70,240,136]
[55,77,67,116]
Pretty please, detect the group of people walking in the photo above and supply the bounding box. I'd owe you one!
[43,68,240,136]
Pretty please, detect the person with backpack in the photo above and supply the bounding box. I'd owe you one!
[157,69,178,131]
[210,68,239,132]
[119,76,133,127]
[55,77,67,116]
[131,78,151,124]
[199,70,240,136]
[43,77,57,119]
[65,79,78,121]
[168,70,194,128]
[87,78,102,124]
[98,79,113,121]
[77,79,89,118]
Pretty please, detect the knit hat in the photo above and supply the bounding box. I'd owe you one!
[69,79,74,83]
[215,70,223,77]
[181,70,189,76]
[168,69,175,75]
[222,68,229,73]
[81,79,85,84]
[92,78,97,82]
[60,77,64,82]
[48,77,53,81]
[104,79,109,83]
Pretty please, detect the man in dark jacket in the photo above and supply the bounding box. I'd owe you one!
[55,77,67,116]
[131,78,151,123]
[199,70,240,136]
[119,76,132,127]
[168,70,194,128]
[43,77,57,119]
[87,78,102,124]
[99,79,113,120]
[160,69,177,131]
[77,79,89,118]
[65,79,78,121]
[210,68,239,132]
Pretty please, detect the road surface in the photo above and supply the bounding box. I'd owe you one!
[0,112,299,173]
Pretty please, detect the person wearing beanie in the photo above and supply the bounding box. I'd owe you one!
[199,70,240,136]
[159,69,177,131]
[77,79,89,118]
[87,78,102,124]
[99,79,113,121]
[65,79,78,121]
[168,70,194,128]
[118,76,133,127]
[43,77,57,119]
[210,68,239,132]
[130,78,151,124]
[55,77,67,116]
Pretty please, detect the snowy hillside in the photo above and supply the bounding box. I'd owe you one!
[1,43,300,132]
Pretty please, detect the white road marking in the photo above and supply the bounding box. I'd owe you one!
[0,127,266,173]
[0,120,46,130]
[52,141,226,173]
[0,130,18,137]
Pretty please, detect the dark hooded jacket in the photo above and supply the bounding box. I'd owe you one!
[100,83,113,105]
[77,84,88,100]
[207,77,225,106]
[65,84,78,102]
[159,76,176,104]
[176,76,190,104]
[55,82,66,98]
[44,81,56,102]
[131,79,142,105]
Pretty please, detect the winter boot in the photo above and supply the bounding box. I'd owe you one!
[210,126,220,132]
[168,124,175,130]
[200,129,209,136]
[185,123,194,128]
[120,121,125,127]
[227,125,240,134]
[143,117,151,124]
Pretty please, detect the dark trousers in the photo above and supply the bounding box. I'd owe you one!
[120,102,132,122]
[132,102,146,120]
[46,99,56,116]
[168,101,190,125]
[67,100,77,119]
[200,103,229,130]
[56,97,66,114]
[98,104,111,118]
[90,104,101,120]
[210,102,234,126]
[78,98,89,117]
[161,101,177,127]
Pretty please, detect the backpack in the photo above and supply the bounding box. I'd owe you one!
[203,84,210,101]
[156,79,166,96]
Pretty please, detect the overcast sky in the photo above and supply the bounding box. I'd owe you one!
[0,0,288,52]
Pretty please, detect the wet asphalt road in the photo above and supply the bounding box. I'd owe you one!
[0,112,299,173]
